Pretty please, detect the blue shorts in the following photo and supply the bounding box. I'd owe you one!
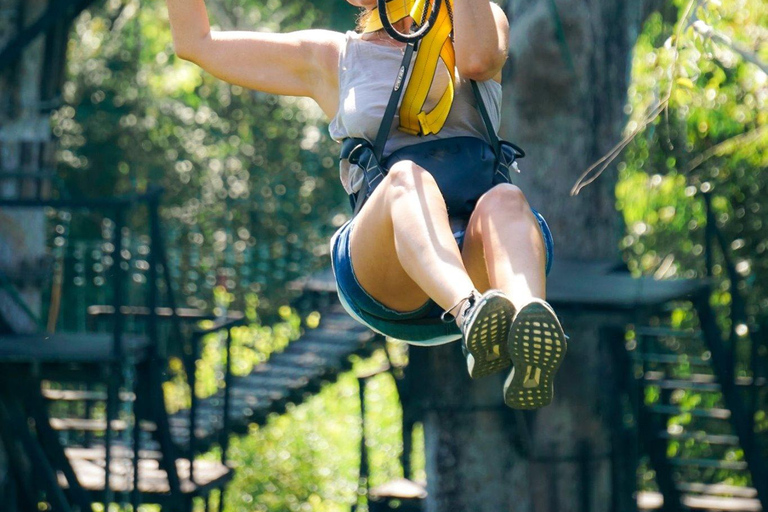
[330,207,554,345]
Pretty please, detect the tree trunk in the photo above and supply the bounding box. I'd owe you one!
[412,0,658,510]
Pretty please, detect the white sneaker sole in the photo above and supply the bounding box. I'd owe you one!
[464,291,515,379]
[503,300,567,409]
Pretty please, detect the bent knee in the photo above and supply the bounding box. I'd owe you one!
[475,184,530,217]
[386,160,439,198]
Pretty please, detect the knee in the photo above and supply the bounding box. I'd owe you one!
[386,160,439,199]
[475,184,530,219]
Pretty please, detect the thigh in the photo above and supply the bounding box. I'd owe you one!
[348,170,432,312]
[460,186,549,291]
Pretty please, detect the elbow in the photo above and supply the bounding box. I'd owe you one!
[172,33,209,63]
[457,52,506,81]
[172,41,199,63]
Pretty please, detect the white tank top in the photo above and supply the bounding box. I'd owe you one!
[328,31,503,195]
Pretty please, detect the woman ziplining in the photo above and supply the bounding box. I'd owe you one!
[165,0,567,409]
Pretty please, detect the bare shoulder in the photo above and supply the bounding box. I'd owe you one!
[299,29,346,59]
[490,2,509,27]
[302,29,346,77]
[490,3,508,83]
[296,29,346,117]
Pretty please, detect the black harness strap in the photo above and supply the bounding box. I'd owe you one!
[373,41,418,161]
[345,40,418,216]
[345,39,524,217]
[470,79,525,165]
[470,80,501,158]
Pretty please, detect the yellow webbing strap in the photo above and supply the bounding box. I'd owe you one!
[364,0,455,135]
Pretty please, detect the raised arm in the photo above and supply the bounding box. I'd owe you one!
[165,0,344,117]
[453,1,509,82]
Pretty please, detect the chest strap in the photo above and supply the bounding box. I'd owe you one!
[364,0,455,136]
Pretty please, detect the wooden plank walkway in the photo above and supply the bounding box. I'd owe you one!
[169,302,381,450]
[60,446,232,495]
[638,491,762,511]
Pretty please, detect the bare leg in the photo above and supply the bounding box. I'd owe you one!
[349,160,477,314]
[461,184,547,310]
[460,184,566,407]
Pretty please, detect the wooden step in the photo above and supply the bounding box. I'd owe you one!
[638,491,761,511]
[249,362,323,380]
[284,341,363,358]
[634,353,713,366]
[635,327,703,339]
[167,301,382,452]
[42,389,135,402]
[306,325,373,345]
[65,446,163,461]
[648,405,732,420]
[192,315,247,337]
[87,305,214,319]
[369,478,427,500]
[61,447,232,496]
[50,418,157,432]
[228,381,291,400]
[676,483,758,499]
[643,373,722,392]
[668,457,749,471]
[240,373,312,391]
[657,431,740,446]
[643,372,765,388]
[268,351,340,370]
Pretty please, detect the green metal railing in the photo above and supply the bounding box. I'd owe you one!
[0,187,239,510]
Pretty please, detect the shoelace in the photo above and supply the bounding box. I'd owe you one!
[440,289,479,325]
[363,0,456,136]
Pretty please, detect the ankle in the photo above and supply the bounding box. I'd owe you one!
[455,297,475,328]
[440,289,480,327]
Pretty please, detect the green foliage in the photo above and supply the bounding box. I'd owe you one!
[618,0,768,318]
[618,0,768,489]
[50,0,768,508]
[54,0,356,313]
[190,320,419,512]
[618,0,768,383]
[53,1,418,508]
[222,363,409,512]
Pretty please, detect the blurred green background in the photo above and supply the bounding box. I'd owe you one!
[46,0,767,509]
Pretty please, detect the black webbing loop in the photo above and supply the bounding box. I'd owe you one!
[377,0,442,43]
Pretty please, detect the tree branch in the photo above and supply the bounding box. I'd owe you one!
[570,0,699,196]
[684,125,768,175]
[692,20,768,75]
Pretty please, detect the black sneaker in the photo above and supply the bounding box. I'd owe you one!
[458,290,516,379]
[503,299,567,409]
